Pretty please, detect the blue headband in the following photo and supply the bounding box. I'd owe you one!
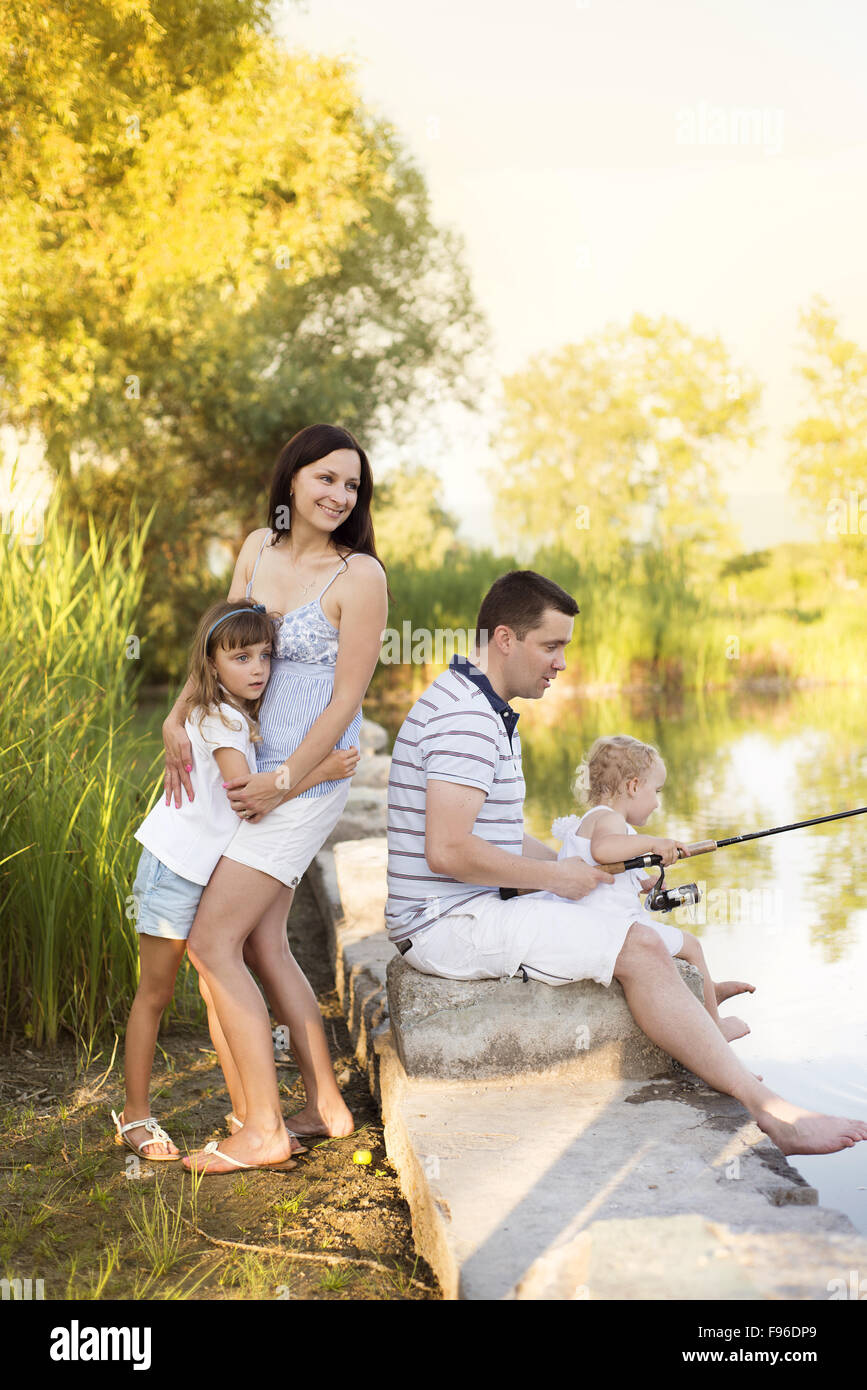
[205,603,267,649]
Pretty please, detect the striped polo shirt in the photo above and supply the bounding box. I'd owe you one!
[385,656,525,944]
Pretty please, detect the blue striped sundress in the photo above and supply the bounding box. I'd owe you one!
[245,531,363,798]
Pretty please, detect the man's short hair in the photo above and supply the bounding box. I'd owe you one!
[475,571,578,648]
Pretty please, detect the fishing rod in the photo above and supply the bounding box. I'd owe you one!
[597,804,867,913]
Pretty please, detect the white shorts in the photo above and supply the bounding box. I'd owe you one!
[403,889,684,987]
[221,781,350,888]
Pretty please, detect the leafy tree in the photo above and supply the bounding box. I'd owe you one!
[489,313,760,563]
[1,0,275,464]
[373,460,461,569]
[789,296,867,566]
[0,0,487,680]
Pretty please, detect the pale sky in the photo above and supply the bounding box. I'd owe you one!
[276,0,867,550]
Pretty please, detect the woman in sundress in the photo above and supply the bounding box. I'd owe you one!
[161,423,388,1174]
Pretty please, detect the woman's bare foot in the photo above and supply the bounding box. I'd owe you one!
[755,1100,867,1156]
[719,1015,750,1042]
[715,979,755,1004]
[226,1112,307,1154]
[182,1120,294,1173]
[284,1102,354,1139]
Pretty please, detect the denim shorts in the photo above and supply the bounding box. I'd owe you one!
[131,846,204,941]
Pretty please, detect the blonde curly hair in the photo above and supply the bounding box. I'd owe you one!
[572,734,661,805]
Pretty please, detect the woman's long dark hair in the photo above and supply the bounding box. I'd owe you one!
[266,424,390,595]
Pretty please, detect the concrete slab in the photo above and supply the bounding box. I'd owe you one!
[324,787,387,844]
[307,838,390,1099]
[359,721,388,754]
[377,1045,867,1301]
[351,753,391,788]
[387,953,705,1082]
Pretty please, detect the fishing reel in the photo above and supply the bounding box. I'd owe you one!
[643,855,702,914]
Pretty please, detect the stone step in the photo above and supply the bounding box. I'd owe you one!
[387,953,705,1082]
[377,1050,848,1301]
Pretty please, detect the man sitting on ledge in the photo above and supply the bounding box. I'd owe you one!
[385,569,867,1158]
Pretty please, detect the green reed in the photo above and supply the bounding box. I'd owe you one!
[0,488,172,1047]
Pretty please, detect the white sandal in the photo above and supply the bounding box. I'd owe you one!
[112,1109,180,1161]
[182,1140,297,1175]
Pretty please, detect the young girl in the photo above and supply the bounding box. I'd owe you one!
[549,734,754,1043]
[112,599,358,1161]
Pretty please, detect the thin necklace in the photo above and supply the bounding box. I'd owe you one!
[293,568,317,598]
[286,545,333,598]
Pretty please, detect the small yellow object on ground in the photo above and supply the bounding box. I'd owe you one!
[352,1149,372,1165]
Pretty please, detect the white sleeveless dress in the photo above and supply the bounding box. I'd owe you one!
[543,805,684,955]
[220,531,361,889]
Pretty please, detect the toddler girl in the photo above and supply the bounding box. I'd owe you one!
[112,599,358,1160]
[550,734,753,1043]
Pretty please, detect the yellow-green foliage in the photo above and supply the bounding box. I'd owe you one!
[1,2,487,687]
[374,536,867,698]
[490,312,760,559]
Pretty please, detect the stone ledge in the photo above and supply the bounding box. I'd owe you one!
[374,1029,867,1301]
[387,953,705,1082]
[306,837,390,1103]
[323,787,387,845]
[359,720,388,754]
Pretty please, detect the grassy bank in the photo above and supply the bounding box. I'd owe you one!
[0,880,437,1301]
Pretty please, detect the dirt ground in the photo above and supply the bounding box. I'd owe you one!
[0,878,440,1301]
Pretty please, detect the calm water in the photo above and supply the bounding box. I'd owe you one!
[371,678,867,1235]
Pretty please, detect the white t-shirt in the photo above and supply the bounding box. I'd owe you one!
[134,701,259,886]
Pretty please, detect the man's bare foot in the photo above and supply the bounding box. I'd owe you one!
[719,1015,750,1042]
[755,1100,867,1156]
[181,1121,294,1172]
[284,1102,354,1139]
[715,979,755,1004]
[226,1112,306,1154]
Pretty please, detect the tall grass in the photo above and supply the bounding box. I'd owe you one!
[0,489,199,1048]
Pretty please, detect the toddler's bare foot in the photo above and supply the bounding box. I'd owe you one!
[755,1100,867,1156]
[715,979,755,1004]
[719,1015,750,1042]
[285,1101,354,1139]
